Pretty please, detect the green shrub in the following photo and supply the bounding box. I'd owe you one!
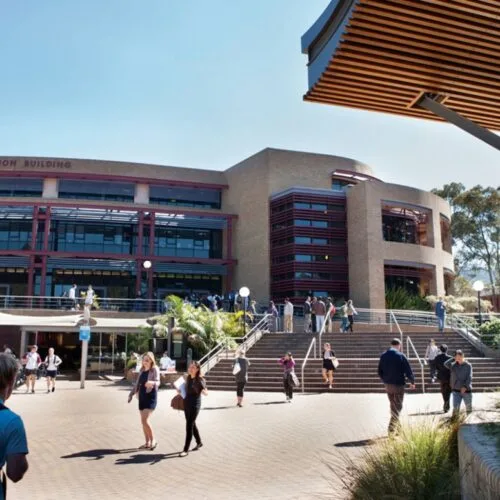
[347,420,461,500]
[385,287,431,311]
[479,319,500,349]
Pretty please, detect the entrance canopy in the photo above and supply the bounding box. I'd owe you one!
[302,0,500,138]
[0,312,149,333]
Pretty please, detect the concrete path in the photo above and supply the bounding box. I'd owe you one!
[6,381,497,500]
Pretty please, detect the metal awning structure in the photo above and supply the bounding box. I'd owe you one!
[302,0,500,150]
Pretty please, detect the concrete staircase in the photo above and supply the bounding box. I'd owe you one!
[206,328,500,393]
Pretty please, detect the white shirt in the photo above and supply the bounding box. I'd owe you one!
[426,345,440,361]
[284,302,294,316]
[160,356,174,370]
[45,354,62,371]
[85,289,94,305]
[25,352,41,370]
[68,287,76,299]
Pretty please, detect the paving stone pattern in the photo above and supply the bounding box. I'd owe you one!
[6,381,497,500]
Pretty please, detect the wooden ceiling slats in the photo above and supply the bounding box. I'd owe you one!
[361,0,500,37]
[352,13,500,53]
[344,29,500,67]
[304,0,500,131]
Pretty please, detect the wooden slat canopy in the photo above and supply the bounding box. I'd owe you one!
[302,0,500,130]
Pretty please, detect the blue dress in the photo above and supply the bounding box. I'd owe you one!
[138,370,157,411]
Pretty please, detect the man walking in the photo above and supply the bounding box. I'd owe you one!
[68,284,78,310]
[378,338,415,435]
[445,349,473,417]
[312,297,326,334]
[303,297,312,333]
[434,344,452,413]
[435,297,447,332]
[22,346,41,394]
[283,298,294,333]
[425,339,440,383]
[0,353,29,494]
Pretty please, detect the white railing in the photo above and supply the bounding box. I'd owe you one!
[317,305,335,347]
[406,335,426,394]
[389,310,403,344]
[301,337,317,394]
[449,314,485,356]
[200,314,271,375]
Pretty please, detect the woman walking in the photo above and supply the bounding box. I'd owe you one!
[346,299,357,333]
[180,361,208,457]
[279,352,296,402]
[268,301,279,332]
[233,350,250,407]
[128,352,160,450]
[44,348,62,393]
[322,343,337,390]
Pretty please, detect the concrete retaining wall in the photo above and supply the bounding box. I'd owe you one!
[458,423,500,500]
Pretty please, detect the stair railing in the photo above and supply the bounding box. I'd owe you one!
[318,305,335,347]
[449,314,485,356]
[301,336,317,394]
[200,314,271,376]
[389,310,403,344]
[406,335,425,394]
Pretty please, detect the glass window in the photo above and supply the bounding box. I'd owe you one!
[295,236,311,244]
[58,180,135,202]
[440,215,452,253]
[294,202,310,210]
[311,203,327,211]
[295,254,312,262]
[312,238,328,245]
[331,179,353,192]
[294,219,311,227]
[311,220,328,228]
[0,178,43,197]
[382,202,431,246]
[149,185,221,209]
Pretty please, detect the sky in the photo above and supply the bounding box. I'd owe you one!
[0,0,498,191]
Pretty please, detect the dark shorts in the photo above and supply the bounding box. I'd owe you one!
[323,360,335,371]
[236,382,246,397]
[25,369,36,376]
[46,370,57,379]
[139,391,157,411]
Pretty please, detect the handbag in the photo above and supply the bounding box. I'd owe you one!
[332,358,339,369]
[170,394,184,411]
[232,361,241,375]
[291,372,300,387]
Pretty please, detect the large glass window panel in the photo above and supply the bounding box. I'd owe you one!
[58,180,134,202]
[149,185,221,209]
[0,221,32,250]
[0,178,43,197]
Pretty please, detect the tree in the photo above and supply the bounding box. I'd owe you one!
[433,184,500,298]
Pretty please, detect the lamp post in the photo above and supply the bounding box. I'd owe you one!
[142,260,152,311]
[472,280,484,326]
[239,286,250,337]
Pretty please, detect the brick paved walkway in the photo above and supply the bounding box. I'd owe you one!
[6,380,496,500]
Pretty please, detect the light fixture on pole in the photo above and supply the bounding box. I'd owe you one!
[472,280,484,325]
[239,286,250,337]
[143,260,152,269]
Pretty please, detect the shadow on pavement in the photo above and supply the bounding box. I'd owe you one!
[61,448,138,460]
[334,437,386,448]
[203,406,235,410]
[253,401,288,406]
[115,452,180,465]
[408,410,445,416]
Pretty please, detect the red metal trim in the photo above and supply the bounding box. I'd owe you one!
[42,206,51,252]
[137,211,144,257]
[27,255,35,296]
[148,212,155,257]
[135,262,142,295]
[0,170,228,190]
[39,256,47,295]
[0,200,237,219]
[226,218,233,260]
[30,205,38,251]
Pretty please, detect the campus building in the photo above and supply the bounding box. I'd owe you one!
[0,150,452,309]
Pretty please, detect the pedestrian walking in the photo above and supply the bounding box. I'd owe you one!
[179,361,208,457]
[44,348,62,393]
[445,350,473,417]
[303,296,312,333]
[233,350,250,407]
[434,344,452,413]
[345,299,357,332]
[84,285,95,309]
[312,297,326,333]
[378,338,415,435]
[340,302,349,333]
[435,297,447,332]
[0,353,29,495]
[268,301,279,332]
[425,339,440,383]
[283,298,294,333]
[22,346,41,394]
[127,352,160,450]
[322,343,337,390]
[325,298,336,333]
[68,284,78,310]
[279,352,296,402]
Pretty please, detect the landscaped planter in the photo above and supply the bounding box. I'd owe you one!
[126,369,180,387]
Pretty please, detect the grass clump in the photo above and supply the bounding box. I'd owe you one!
[347,420,461,500]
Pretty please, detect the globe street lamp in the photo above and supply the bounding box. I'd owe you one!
[472,280,484,325]
[143,260,152,269]
[239,286,250,337]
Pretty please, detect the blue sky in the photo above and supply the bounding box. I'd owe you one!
[0,0,497,191]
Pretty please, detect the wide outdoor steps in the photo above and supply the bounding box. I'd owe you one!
[205,331,499,393]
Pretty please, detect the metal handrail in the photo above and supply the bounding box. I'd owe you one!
[406,335,425,394]
[389,310,403,344]
[301,337,317,394]
[449,314,485,356]
[199,314,271,375]
[317,305,335,348]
